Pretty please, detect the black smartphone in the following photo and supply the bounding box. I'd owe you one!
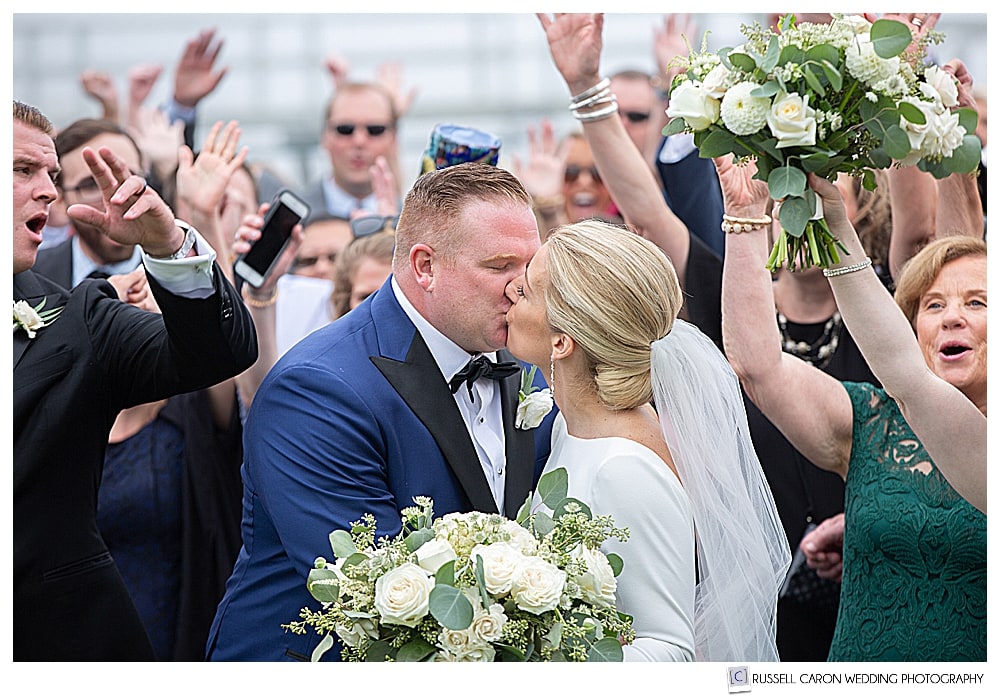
[234,189,310,288]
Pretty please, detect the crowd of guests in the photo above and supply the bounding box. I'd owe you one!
[13,12,986,663]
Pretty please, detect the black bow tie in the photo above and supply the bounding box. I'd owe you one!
[449,355,519,401]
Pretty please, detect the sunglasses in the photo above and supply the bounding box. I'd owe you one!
[622,110,651,124]
[351,215,397,238]
[564,164,602,184]
[329,123,391,137]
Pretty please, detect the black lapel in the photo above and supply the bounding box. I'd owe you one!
[498,350,535,518]
[13,272,54,368]
[371,332,499,514]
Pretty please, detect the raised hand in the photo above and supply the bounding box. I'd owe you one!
[127,63,164,110]
[537,12,604,95]
[653,14,697,85]
[80,70,120,122]
[231,203,303,294]
[711,156,770,219]
[368,155,400,217]
[375,61,418,120]
[176,120,249,218]
[66,146,181,257]
[173,28,228,108]
[129,106,185,180]
[511,119,567,200]
[324,53,351,88]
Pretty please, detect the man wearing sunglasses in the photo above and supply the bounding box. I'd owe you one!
[300,82,400,225]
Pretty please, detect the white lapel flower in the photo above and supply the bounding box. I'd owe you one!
[515,365,553,430]
[13,298,63,339]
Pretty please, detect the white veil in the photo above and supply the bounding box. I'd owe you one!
[651,319,791,662]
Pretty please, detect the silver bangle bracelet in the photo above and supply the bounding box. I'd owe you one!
[569,87,612,111]
[570,77,610,103]
[574,98,619,122]
[822,257,872,278]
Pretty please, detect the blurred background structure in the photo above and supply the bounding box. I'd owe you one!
[12,12,988,197]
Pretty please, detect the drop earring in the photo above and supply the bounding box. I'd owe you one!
[549,353,555,401]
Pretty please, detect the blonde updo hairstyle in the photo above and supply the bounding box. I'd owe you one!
[544,220,684,410]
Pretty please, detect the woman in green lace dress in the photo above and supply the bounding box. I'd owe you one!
[715,156,986,661]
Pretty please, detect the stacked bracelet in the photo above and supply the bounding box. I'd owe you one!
[569,77,619,123]
[242,286,278,308]
[721,214,772,234]
[822,257,872,278]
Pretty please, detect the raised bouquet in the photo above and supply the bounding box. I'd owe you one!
[664,13,981,271]
[284,468,634,661]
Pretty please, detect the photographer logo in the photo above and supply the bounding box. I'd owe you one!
[728,666,751,693]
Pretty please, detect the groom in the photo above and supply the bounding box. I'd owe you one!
[207,162,555,661]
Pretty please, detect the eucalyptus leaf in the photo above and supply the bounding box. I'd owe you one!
[941,135,982,175]
[532,511,555,537]
[329,530,356,559]
[777,45,805,67]
[662,117,688,137]
[473,554,491,609]
[777,196,811,238]
[495,643,526,661]
[751,81,781,98]
[805,43,838,68]
[819,60,842,92]
[762,35,780,72]
[800,152,831,173]
[434,559,456,586]
[515,494,532,525]
[306,568,341,603]
[767,166,807,199]
[342,551,369,571]
[870,19,912,58]
[606,552,624,577]
[698,128,738,158]
[956,107,979,135]
[588,636,625,662]
[429,584,474,630]
[396,637,436,662]
[536,467,568,508]
[868,147,892,169]
[918,157,951,179]
[728,51,756,72]
[403,527,435,553]
[897,101,926,125]
[801,67,825,97]
[882,125,912,160]
[364,640,394,662]
[311,633,335,662]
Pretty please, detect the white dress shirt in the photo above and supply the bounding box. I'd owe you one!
[392,277,508,512]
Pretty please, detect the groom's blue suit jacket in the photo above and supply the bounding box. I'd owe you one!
[206,277,554,661]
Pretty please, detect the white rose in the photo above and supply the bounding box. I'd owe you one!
[335,616,379,648]
[511,556,566,615]
[838,14,872,35]
[666,80,721,132]
[701,63,733,99]
[921,109,966,160]
[373,562,434,627]
[438,626,471,654]
[13,300,43,338]
[457,644,496,662]
[766,92,817,148]
[922,65,959,108]
[470,542,526,596]
[898,96,939,163]
[570,544,618,608]
[515,389,553,430]
[414,538,457,574]
[469,603,507,644]
[502,519,538,555]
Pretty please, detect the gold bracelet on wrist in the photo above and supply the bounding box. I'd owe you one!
[721,214,772,234]
[242,286,278,308]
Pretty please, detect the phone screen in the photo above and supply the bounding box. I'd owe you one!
[240,200,301,276]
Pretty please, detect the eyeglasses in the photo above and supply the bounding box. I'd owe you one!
[61,170,146,201]
[351,215,397,238]
[564,164,602,184]
[622,110,651,124]
[329,123,391,137]
[293,253,339,270]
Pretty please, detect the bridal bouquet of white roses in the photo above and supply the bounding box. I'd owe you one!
[284,468,633,662]
[664,13,981,271]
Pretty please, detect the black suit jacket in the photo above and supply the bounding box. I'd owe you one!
[13,264,257,661]
[31,237,73,288]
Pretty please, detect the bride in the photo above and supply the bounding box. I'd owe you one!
[505,220,789,661]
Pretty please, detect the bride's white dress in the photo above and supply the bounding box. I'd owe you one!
[534,413,696,661]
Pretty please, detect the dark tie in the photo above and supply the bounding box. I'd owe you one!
[449,355,519,402]
[87,269,111,280]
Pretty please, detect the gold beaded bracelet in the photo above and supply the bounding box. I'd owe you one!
[721,214,772,234]
[242,286,278,308]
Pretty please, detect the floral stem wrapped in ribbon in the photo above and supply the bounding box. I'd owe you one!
[664,13,981,271]
[284,468,633,662]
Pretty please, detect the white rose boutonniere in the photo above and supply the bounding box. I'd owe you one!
[13,298,63,339]
[516,365,553,430]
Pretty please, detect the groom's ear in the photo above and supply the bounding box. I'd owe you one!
[551,332,574,360]
[410,244,435,290]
